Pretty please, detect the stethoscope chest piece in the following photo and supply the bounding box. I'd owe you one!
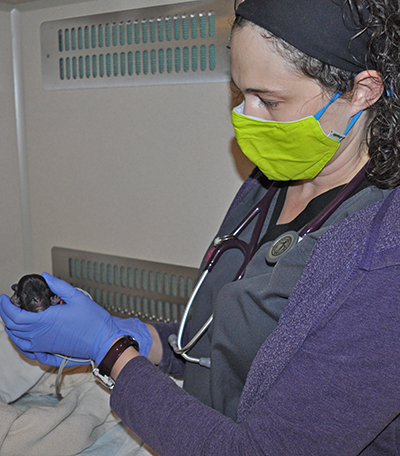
[266,230,299,265]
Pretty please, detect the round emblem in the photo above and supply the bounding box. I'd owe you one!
[266,231,298,265]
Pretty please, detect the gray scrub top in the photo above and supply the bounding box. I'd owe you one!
[182,172,388,420]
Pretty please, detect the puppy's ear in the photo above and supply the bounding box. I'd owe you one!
[10,284,20,307]
[10,293,21,307]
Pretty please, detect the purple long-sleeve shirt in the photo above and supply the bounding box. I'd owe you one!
[111,187,400,455]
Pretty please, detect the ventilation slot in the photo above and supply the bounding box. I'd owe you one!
[41,0,232,90]
[52,247,198,323]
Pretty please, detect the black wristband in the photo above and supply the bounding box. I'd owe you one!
[97,336,139,377]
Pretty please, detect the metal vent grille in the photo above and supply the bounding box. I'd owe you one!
[41,0,232,90]
[52,247,199,323]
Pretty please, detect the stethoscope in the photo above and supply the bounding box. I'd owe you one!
[168,162,370,368]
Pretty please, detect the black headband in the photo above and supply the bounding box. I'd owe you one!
[235,0,374,72]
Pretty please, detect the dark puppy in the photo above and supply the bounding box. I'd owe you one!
[10,274,62,312]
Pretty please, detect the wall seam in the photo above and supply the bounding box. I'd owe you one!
[11,7,34,271]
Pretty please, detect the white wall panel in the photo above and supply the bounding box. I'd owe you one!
[0,7,26,293]
[12,0,254,278]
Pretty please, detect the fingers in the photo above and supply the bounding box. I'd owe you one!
[3,324,35,352]
[0,294,40,327]
[42,273,79,302]
[34,352,77,367]
[10,341,37,360]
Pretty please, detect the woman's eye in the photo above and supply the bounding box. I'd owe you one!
[258,97,279,109]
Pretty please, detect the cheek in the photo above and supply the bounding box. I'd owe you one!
[242,98,306,123]
[242,97,272,120]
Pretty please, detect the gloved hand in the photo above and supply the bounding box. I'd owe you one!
[0,273,152,367]
[42,273,153,359]
[110,314,152,358]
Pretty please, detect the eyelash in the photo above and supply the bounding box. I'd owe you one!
[258,97,280,109]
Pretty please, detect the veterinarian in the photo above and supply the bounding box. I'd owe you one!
[2,0,400,454]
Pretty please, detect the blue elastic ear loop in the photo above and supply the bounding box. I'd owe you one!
[314,91,342,121]
[314,90,363,140]
[342,109,363,136]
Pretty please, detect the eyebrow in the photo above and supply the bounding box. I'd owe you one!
[230,77,287,97]
[244,88,285,96]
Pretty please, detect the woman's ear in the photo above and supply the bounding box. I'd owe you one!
[351,70,384,112]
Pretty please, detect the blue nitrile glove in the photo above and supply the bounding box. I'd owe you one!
[110,315,152,358]
[43,273,153,358]
[0,273,152,367]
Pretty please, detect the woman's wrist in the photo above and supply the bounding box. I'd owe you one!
[95,336,140,381]
[145,323,163,365]
[110,344,140,380]
[98,322,163,383]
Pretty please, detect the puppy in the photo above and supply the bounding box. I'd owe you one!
[10,274,62,312]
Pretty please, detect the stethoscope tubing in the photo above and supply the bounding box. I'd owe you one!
[205,184,279,280]
[299,162,371,239]
[169,270,213,367]
[170,162,370,367]
[168,182,280,366]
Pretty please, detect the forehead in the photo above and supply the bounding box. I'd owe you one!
[230,25,317,94]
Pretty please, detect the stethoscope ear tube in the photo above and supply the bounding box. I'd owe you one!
[168,334,211,367]
[169,270,213,367]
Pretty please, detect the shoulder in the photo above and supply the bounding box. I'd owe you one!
[275,185,400,334]
[276,185,400,334]
[314,185,400,271]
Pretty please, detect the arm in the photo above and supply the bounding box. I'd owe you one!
[111,320,186,380]
[145,323,163,365]
[149,321,187,375]
[110,265,400,456]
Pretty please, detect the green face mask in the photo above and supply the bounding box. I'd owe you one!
[231,92,362,181]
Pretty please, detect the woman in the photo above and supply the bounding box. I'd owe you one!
[1,0,400,454]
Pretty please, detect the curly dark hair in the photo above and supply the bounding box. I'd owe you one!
[233,0,400,188]
[356,0,400,188]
